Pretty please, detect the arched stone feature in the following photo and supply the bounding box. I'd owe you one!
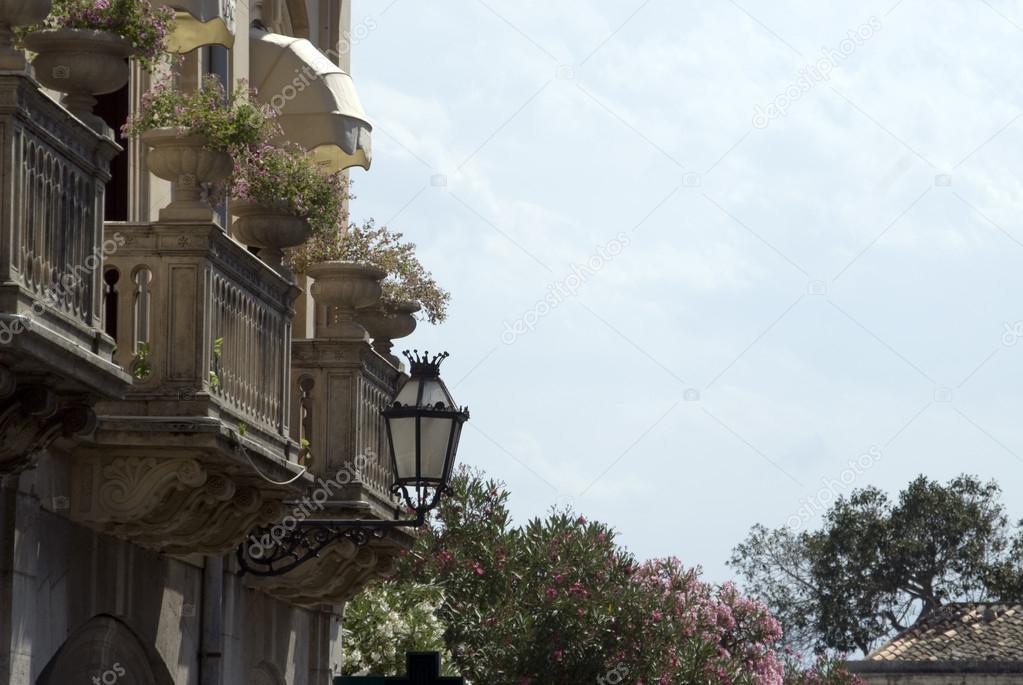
[250,660,287,685]
[36,615,173,685]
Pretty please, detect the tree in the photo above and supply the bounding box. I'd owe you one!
[343,467,861,684]
[983,524,1023,600]
[729,524,819,653]
[730,474,1023,655]
[341,583,451,676]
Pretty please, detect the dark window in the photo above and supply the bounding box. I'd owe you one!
[205,45,231,227]
[103,267,119,340]
[94,80,130,222]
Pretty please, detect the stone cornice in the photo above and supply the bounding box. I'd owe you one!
[846,660,1023,674]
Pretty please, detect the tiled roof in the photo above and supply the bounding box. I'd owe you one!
[867,603,1023,662]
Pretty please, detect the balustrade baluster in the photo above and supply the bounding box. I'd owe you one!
[200,272,289,436]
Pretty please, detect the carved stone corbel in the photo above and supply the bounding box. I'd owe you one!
[158,487,283,555]
[248,539,399,606]
[0,380,97,475]
[106,470,233,540]
[71,455,289,554]
[91,456,208,520]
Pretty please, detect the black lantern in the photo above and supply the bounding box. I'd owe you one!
[236,350,469,577]
[384,351,469,516]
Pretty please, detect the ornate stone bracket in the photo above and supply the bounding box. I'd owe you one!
[0,371,97,475]
[71,454,286,554]
[246,537,398,606]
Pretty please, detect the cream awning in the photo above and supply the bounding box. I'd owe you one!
[250,29,372,172]
[163,0,235,52]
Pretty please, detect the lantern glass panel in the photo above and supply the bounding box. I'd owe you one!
[395,377,452,408]
[420,415,453,480]
[395,379,421,406]
[389,416,417,480]
[441,422,463,483]
[420,379,451,407]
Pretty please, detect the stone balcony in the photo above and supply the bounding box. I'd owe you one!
[245,291,417,605]
[291,336,407,514]
[0,72,132,475]
[0,66,411,600]
[68,219,312,554]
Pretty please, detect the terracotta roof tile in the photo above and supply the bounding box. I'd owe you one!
[867,603,1023,662]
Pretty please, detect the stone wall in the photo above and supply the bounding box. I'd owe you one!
[0,447,341,685]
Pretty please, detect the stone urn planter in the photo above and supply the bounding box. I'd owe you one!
[24,28,132,134]
[358,300,420,367]
[142,128,233,223]
[231,200,313,278]
[307,262,385,341]
[0,0,51,71]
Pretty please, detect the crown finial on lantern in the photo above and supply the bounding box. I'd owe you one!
[402,350,450,377]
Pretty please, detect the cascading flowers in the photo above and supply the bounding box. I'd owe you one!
[19,0,175,72]
[288,219,451,325]
[122,75,279,153]
[231,143,348,238]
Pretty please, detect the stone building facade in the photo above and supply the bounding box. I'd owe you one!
[0,1,417,684]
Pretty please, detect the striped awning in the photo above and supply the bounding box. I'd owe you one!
[249,28,372,172]
[163,0,235,52]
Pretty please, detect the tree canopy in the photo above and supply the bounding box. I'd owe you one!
[729,474,1023,655]
[343,467,860,685]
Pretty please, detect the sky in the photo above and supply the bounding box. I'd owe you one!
[345,0,1023,583]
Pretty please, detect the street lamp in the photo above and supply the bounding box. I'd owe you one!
[237,351,469,577]
[385,351,467,517]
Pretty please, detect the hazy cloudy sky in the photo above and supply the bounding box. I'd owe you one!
[347,0,1023,582]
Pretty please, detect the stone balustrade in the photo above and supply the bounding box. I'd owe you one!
[291,334,406,516]
[0,72,131,475]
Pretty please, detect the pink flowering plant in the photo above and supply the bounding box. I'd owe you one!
[122,75,278,153]
[288,219,450,324]
[232,144,347,237]
[782,656,864,685]
[345,467,863,685]
[19,0,174,71]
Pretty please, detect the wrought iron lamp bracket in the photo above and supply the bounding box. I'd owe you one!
[236,511,427,578]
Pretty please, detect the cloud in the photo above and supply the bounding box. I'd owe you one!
[350,0,1023,578]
